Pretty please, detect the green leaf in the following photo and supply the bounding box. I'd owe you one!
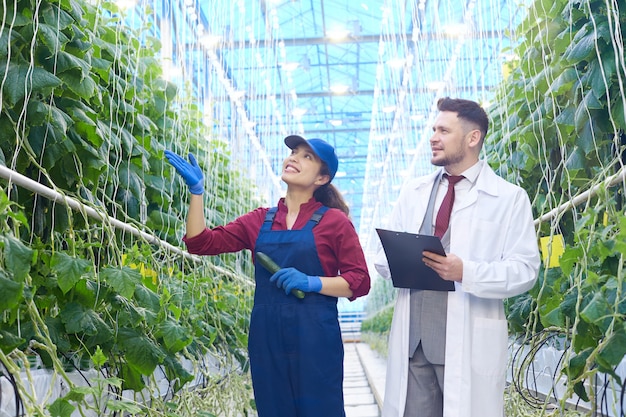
[41,2,75,30]
[564,146,586,171]
[157,319,192,353]
[148,210,182,233]
[118,163,144,199]
[118,328,165,376]
[59,302,106,336]
[559,246,583,276]
[0,62,62,106]
[565,347,592,380]
[541,304,565,328]
[58,71,97,99]
[119,362,145,391]
[564,27,596,63]
[134,113,156,133]
[0,270,24,311]
[0,329,25,353]
[48,397,75,417]
[51,252,91,293]
[64,387,87,402]
[547,67,578,95]
[37,23,70,53]
[92,346,107,368]
[162,354,194,392]
[573,380,590,403]
[3,235,34,282]
[106,399,143,414]
[580,292,611,325]
[596,324,626,377]
[101,266,141,298]
[44,316,71,352]
[55,51,91,77]
[134,285,160,313]
[610,96,626,128]
[585,59,610,99]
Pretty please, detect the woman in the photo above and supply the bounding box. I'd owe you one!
[165,135,370,417]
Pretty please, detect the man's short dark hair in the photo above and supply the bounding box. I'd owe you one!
[437,97,489,140]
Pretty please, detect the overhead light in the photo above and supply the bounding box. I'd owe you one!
[161,59,182,80]
[200,34,222,49]
[330,84,350,94]
[116,0,137,9]
[500,52,519,61]
[387,58,405,68]
[233,90,247,100]
[292,107,307,117]
[382,105,396,113]
[426,81,446,90]
[280,61,300,71]
[335,171,347,178]
[443,24,469,37]
[327,29,350,41]
[410,113,425,121]
[329,119,343,126]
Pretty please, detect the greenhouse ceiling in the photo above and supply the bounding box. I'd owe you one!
[136,0,527,250]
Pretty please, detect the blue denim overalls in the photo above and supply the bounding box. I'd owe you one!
[249,206,345,417]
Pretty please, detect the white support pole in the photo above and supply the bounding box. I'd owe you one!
[0,164,251,284]
[0,164,192,257]
[535,165,626,226]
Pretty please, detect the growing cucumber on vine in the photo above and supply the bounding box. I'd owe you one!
[256,252,306,299]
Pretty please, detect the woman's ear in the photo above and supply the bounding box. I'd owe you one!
[315,174,331,186]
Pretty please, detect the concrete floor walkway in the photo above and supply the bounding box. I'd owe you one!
[343,342,387,417]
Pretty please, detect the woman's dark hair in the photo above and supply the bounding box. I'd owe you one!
[314,164,350,216]
[437,97,489,141]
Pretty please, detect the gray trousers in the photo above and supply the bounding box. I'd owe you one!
[403,343,445,417]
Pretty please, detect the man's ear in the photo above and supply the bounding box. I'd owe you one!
[467,129,482,149]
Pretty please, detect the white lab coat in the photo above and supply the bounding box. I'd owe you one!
[375,162,540,417]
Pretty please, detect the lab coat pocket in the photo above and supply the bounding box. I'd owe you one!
[471,317,508,376]
[470,219,502,260]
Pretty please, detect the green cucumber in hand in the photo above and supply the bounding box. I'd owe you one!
[256,252,306,299]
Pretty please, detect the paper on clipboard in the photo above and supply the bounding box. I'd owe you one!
[376,228,455,291]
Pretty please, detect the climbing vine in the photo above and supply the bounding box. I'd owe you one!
[489,0,626,412]
[0,0,259,415]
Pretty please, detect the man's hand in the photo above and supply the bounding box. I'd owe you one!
[422,251,463,282]
[270,267,322,295]
[164,150,205,195]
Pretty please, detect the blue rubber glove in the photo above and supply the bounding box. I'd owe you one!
[270,267,322,295]
[164,150,204,195]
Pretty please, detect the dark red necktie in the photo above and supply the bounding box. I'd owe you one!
[434,174,464,238]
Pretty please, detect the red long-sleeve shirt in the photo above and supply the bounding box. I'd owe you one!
[183,198,370,300]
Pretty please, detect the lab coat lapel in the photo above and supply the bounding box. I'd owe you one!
[410,171,440,232]
[454,162,499,214]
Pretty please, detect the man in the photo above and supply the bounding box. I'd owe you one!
[375,97,540,417]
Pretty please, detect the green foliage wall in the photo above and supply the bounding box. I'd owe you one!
[0,0,259,415]
[488,0,626,408]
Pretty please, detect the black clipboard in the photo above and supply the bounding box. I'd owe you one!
[376,228,455,291]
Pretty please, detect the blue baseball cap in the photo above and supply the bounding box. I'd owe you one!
[284,135,339,181]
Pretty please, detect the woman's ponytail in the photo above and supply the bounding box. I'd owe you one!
[314,183,350,216]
